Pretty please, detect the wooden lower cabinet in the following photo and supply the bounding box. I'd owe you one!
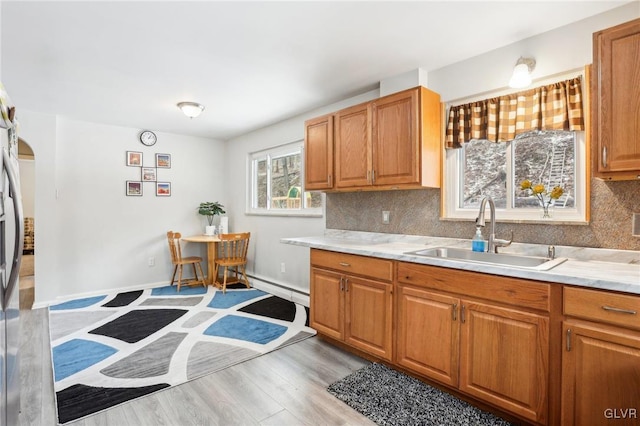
[460,301,549,424]
[396,262,551,425]
[561,287,640,426]
[310,268,344,340]
[344,276,393,360]
[310,250,394,361]
[396,284,460,387]
[561,321,640,425]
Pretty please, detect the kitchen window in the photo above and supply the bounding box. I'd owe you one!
[248,141,323,216]
[442,72,588,223]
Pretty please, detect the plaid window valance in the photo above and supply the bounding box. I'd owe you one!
[445,77,584,148]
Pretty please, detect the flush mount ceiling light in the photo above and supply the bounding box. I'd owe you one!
[508,57,536,89]
[177,102,205,118]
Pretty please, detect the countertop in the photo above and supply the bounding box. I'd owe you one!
[282,230,640,295]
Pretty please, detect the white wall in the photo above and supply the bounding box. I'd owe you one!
[428,2,640,102]
[18,158,35,217]
[18,110,226,306]
[225,89,379,295]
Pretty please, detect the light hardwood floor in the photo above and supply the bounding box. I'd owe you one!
[18,308,375,426]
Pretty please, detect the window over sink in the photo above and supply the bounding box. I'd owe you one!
[442,71,588,223]
[248,140,323,216]
[444,129,587,223]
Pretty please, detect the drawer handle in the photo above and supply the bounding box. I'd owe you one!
[602,305,637,315]
[339,262,351,267]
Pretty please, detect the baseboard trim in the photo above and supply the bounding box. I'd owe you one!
[248,274,309,307]
[34,275,309,309]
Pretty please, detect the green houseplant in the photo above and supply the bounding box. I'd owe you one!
[198,202,226,234]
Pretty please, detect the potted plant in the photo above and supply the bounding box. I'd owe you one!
[198,201,226,235]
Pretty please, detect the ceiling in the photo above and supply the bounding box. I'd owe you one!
[1,1,630,140]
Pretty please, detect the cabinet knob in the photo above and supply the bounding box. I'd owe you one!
[602,146,608,168]
[339,262,351,267]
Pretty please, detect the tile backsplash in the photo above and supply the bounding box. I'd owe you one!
[326,179,640,251]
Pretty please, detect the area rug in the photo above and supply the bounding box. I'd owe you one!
[49,284,316,424]
[328,363,513,426]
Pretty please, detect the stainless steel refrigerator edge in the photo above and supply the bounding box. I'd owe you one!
[0,102,23,426]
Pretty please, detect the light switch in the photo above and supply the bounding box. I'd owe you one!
[382,211,390,224]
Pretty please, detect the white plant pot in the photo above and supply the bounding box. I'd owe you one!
[205,225,215,236]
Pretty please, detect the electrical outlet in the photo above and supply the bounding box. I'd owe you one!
[280,262,286,273]
[148,257,155,267]
[382,211,390,224]
[633,213,640,237]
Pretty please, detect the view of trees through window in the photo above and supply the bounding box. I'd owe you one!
[253,147,322,211]
[462,131,575,210]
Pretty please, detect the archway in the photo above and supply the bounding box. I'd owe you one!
[17,138,35,309]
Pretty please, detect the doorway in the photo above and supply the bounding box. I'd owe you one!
[17,138,35,309]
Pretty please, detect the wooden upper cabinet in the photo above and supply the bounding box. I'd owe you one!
[372,88,420,186]
[335,102,372,188]
[306,86,442,191]
[304,114,334,190]
[592,18,640,180]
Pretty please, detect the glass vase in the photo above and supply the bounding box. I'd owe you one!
[540,201,554,219]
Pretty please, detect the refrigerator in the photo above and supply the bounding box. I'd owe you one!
[0,82,23,426]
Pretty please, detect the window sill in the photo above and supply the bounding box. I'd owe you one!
[439,216,589,226]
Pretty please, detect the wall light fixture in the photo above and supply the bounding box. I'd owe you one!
[508,57,536,89]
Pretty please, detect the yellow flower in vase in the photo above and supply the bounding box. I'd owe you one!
[520,180,564,219]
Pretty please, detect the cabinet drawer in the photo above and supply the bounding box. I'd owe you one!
[398,262,550,312]
[311,249,393,282]
[564,286,640,330]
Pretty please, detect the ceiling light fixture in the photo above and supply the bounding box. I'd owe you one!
[177,102,205,119]
[508,57,536,89]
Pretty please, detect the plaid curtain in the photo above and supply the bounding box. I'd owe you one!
[445,77,584,148]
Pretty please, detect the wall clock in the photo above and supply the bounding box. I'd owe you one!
[139,130,157,146]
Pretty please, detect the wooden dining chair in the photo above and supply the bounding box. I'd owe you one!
[166,231,207,292]
[214,232,251,293]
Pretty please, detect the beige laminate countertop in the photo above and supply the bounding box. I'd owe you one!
[282,230,640,295]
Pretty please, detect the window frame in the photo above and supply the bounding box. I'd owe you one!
[441,70,589,224]
[246,140,323,217]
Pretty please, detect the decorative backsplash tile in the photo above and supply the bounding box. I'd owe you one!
[326,180,640,251]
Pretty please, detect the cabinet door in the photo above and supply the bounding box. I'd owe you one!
[593,18,640,178]
[335,102,372,188]
[310,268,344,340]
[460,301,549,424]
[304,114,334,190]
[344,276,393,360]
[372,88,420,186]
[396,285,460,387]
[562,321,640,426]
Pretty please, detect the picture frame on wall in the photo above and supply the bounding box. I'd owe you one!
[126,151,143,167]
[156,182,171,197]
[126,181,143,196]
[156,153,171,168]
[142,167,157,182]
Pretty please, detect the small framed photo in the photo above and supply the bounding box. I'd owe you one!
[126,181,143,196]
[126,151,143,167]
[141,167,157,182]
[156,182,171,197]
[156,153,171,168]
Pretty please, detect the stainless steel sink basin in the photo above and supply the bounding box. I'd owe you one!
[404,247,567,271]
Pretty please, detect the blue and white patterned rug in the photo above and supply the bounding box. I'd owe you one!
[49,285,316,424]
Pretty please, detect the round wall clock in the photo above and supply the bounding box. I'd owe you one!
[139,130,157,146]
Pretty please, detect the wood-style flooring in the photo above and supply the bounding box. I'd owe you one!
[18,307,375,426]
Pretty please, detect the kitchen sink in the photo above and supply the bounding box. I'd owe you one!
[404,247,567,271]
